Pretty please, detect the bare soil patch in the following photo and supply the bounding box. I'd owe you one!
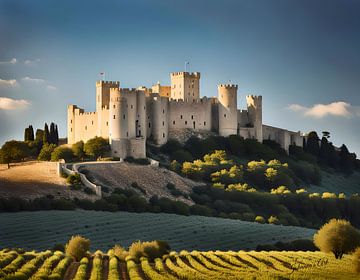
[0,161,95,200]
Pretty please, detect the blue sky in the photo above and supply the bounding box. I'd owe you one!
[0,0,359,155]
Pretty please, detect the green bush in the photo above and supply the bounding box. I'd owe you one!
[128,240,170,262]
[66,174,81,188]
[112,245,129,261]
[72,141,85,160]
[255,215,265,224]
[38,143,57,161]
[51,146,74,162]
[65,235,90,261]
[84,137,110,159]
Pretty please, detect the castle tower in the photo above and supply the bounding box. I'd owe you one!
[67,105,77,144]
[246,95,263,142]
[151,96,168,145]
[109,87,128,157]
[96,80,120,137]
[170,72,200,102]
[136,91,146,137]
[218,84,238,137]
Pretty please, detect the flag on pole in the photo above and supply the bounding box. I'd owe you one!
[185,61,190,72]
[100,72,105,81]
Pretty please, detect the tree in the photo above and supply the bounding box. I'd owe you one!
[72,141,85,160]
[55,124,59,145]
[65,235,90,261]
[314,219,360,259]
[24,125,34,141]
[49,122,56,144]
[84,137,110,159]
[38,143,57,161]
[51,146,74,162]
[0,140,29,168]
[43,123,50,144]
[306,131,320,157]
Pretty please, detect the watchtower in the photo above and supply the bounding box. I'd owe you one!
[246,95,263,142]
[170,72,200,102]
[218,84,238,136]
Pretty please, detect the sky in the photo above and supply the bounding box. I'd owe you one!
[0,0,359,155]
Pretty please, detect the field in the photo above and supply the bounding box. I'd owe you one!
[0,249,357,279]
[0,162,94,200]
[0,211,315,251]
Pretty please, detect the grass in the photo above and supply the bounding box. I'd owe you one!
[1,250,358,279]
[0,210,315,251]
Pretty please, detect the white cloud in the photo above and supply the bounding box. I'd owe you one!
[22,76,46,84]
[0,97,30,110]
[24,59,40,66]
[46,85,57,91]
[0,58,17,65]
[287,101,358,118]
[0,79,18,87]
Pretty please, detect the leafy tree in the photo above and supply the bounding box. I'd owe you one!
[0,140,29,168]
[306,131,320,157]
[72,141,85,160]
[51,146,74,162]
[65,235,90,261]
[314,219,360,259]
[84,137,110,159]
[38,143,57,161]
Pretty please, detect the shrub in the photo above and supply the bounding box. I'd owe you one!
[314,219,360,259]
[128,240,170,262]
[112,245,129,261]
[66,174,82,188]
[38,143,57,161]
[72,141,85,160]
[84,137,110,159]
[255,215,265,224]
[268,215,280,225]
[51,146,74,162]
[65,235,90,261]
[353,247,360,273]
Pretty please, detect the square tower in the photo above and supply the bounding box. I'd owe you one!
[170,72,200,102]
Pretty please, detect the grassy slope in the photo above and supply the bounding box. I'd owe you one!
[0,210,314,251]
[309,170,360,196]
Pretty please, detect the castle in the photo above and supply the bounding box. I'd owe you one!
[67,71,304,158]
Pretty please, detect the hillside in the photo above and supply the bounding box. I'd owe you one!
[0,249,357,279]
[0,211,315,251]
[79,162,201,204]
[0,162,95,201]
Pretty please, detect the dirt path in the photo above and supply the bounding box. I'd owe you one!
[101,256,109,280]
[63,262,79,280]
[119,262,129,280]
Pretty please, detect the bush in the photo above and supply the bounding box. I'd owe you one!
[38,143,57,161]
[72,141,85,160]
[51,146,74,162]
[66,174,81,188]
[84,137,110,159]
[128,240,170,262]
[65,235,90,261]
[353,247,360,273]
[112,245,129,261]
[255,215,265,224]
[314,219,360,259]
[268,215,280,225]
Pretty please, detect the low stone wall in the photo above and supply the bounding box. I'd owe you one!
[58,162,102,197]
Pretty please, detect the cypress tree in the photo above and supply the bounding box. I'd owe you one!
[29,125,34,141]
[24,127,29,141]
[306,131,320,157]
[43,123,50,144]
[49,122,56,144]
[55,124,59,145]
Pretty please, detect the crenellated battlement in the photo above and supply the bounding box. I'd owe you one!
[218,84,238,89]
[169,96,211,105]
[96,80,120,88]
[171,72,200,78]
[246,95,262,100]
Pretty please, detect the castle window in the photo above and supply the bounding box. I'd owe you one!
[191,115,193,119]
[131,105,133,109]
[180,115,183,119]
[113,105,115,109]
[163,109,165,114]
[85,126,87,130]
[185,121,187,125]
[123,114,126,119]
[148,123,151,128]
[173,121,175,125]
[163,133,165,138]
[224,114,226,118]
[92,121,94,125]
[106,122,108,126]
[188,92,190,96]
[204,121,206,126]
[70,120,72,124]
[144,106,146,110]
[162,121,165,126]
[70,128,72,132]
[127,132,129,137]
[113,115,116,119]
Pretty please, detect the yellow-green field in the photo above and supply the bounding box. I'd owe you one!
[0,249,357,280]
